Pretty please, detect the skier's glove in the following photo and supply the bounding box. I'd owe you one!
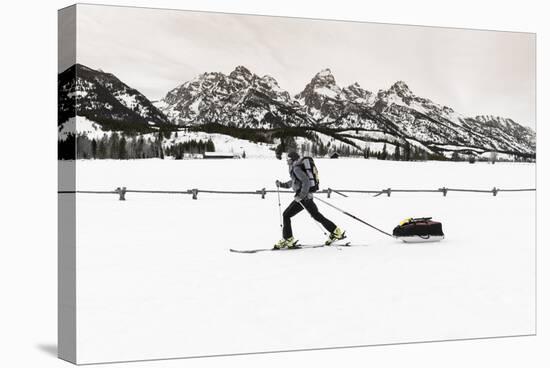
[293,195,302,203]
[275,180,281,187]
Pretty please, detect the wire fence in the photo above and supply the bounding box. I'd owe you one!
[57,186,536,201]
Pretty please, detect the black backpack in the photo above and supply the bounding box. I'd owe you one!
[392,217,444,238]
[298,156,320,192]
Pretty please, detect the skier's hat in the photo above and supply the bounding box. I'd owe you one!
[287,151,300,161]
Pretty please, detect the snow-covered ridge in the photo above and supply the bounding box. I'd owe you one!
[58,63,171,133]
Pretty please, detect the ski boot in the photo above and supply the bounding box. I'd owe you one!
[273,237,299,250]
[325,227,346,245]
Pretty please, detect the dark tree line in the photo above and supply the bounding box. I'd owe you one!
[60,132,163,159]
[58,132,216,160]
[292,140,439,161]
[361,142,437,161]
[75,132,164,159]
[166,139,215,159]
[298,141,361,158]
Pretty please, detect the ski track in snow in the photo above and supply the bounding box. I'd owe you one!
[65,159,536,363]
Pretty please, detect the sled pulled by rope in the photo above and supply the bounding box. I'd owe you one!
[392,217,445,243]
[313,196,444,244]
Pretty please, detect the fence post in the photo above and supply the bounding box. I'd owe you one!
[191,189,198,200]
[327,188,332,198]
[386,188,391,197]
[260,188,266,199]
[116,187,126,201]
[440,187,448,197]
[492,187,498,196]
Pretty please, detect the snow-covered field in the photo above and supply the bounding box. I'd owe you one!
[63,159,536,364]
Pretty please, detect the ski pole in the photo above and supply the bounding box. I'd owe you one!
[313,195,395,238]
[276,184,283,228]
[297,199,328,236]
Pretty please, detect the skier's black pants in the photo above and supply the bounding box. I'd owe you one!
[282,198,337,239]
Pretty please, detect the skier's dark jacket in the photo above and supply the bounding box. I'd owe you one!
[279,158,312,201]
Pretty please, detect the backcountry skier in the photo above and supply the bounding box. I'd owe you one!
[274,151,346,249]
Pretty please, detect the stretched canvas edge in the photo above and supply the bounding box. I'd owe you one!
[58,4,77,364]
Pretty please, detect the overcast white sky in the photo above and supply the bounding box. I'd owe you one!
[68,4,536,128]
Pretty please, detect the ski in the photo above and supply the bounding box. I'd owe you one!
[324,233,347,246]
[230,242,352,254]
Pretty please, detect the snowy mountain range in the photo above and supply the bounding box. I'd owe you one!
[58,64,171,133]
[58,63,536,158]
[155,66,535,156]
[153,65,312,129]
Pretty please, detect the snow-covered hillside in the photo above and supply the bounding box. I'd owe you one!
[58,64,172,132]
[58,116,103,141]
[164,130,277,158]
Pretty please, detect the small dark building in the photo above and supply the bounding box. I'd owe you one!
[330,152,340,159]
[203,152,236,159]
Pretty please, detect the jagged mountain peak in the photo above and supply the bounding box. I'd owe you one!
[316,68,333,76]
[260,74,278,84]
[343,82,369,94]
[229,65,254,82]
[293,69,345,121]
[297,68,341,99]
[342,82,373,104]
[388,80,414,97]
[232,65,252,74]
[200,71,224,79]
[257,74,283,91]
[311,68,337,85]
[157,65,296,126]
